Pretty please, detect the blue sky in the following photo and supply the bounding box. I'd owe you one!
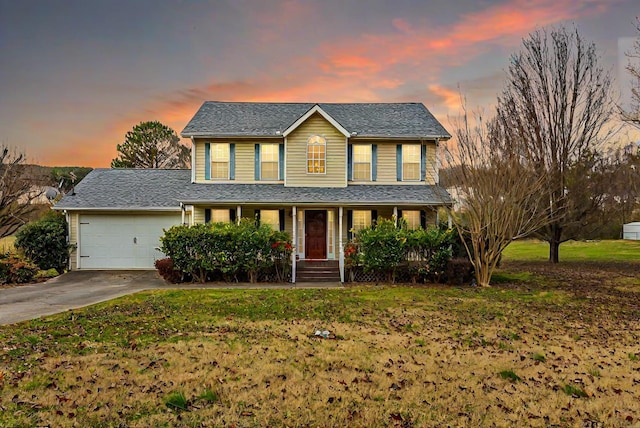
[0,0,638,166]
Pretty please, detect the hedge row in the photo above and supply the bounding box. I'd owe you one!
[159,219,293,283]
[345,218,473,284]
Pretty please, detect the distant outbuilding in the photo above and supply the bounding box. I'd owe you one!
[623,222,640,240]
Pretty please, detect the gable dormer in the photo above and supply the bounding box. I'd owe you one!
[282,105,350,188]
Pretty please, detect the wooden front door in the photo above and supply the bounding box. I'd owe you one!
[305,210,327,259]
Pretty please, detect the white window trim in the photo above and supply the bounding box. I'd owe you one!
[402,143,421,182]
[352,143,372,181]
[306,135,327,175]
[210,143,230,180]
[260,143,279,181]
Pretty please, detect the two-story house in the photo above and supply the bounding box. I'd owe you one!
[54,102,452,282]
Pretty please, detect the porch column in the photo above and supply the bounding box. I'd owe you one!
[393,206,398,226]
[291,206,297,284]
[189,206,194,226]
[435,208,439,225]
[180,203,185,225]
[448,212,452,228]
[236,205,242,224]
[338,206,344,283]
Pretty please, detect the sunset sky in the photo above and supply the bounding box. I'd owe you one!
[1,0,638,167]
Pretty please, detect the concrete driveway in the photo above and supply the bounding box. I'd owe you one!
[0,271,342,325]
[0,271,165,325]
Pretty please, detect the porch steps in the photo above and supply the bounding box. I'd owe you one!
[296,261,341,282]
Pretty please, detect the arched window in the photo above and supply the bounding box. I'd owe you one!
[307,135,326,174]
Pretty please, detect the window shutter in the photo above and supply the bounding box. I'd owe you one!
[254,144,261,181]
[420,210,427,229]
[279,209,285,232]
[279,144,285,180]
[372,144,377,181]
[204,208,211,224]
[229,143,236,180]
[347,210,353,240]
[396,144,402,181]
[255,209,261,226]
[420,144,427,181]
[372,210,378,227]
[347,144,353,181]
[230,209,236,223]
[205,143,211,180]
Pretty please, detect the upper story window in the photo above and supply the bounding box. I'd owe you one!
[402,144,421,181]
[352,144,371,181]
[211,143,230,179]
[307,135,326,174]
[261,143,279,180]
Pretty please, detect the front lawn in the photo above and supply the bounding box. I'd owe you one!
[503,238,640,262]
[1,254,639,426]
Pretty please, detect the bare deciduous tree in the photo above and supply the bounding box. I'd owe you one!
[446,107,553,287]
[0,145,42,238]
[622,17,640,128]
[495,26,614,263]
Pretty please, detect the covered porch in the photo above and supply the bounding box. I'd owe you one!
[179,184,452,283]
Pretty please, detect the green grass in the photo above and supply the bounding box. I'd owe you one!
[562,384,588,398]
[165,391,189,411]
[498,370,521,382]
[502,239,640,262]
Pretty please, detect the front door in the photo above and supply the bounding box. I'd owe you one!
[305,210,327,259]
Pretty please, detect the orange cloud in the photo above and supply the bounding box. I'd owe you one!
[428,84,462,112]
[318,0,617,77]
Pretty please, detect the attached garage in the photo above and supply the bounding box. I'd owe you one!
[77,214,180,269]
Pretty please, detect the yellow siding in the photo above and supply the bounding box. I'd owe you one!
[286,113,347,187]
[425,141,438,185]
[375,143,399,184]
[193,139,285,184]
[194,140,205,182]
[193,207,205,224]
[69,212,79,270]
[350,139,439,185]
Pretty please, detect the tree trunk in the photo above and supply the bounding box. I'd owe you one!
[548,225,562,264]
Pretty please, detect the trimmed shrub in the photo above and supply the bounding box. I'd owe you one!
[14,211,72,274]
[349,218,457,284]
[154,258,187,283]
[0,253,39,284]
[159,220,293,283]
[356,218,407,282]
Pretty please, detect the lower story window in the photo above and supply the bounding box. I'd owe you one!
[352,210,371,232]
[402,210,421,229]
[210,209,230,223]
[260,209,280,230]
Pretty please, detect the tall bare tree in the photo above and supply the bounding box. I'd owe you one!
[445,107,553,287]
[622,17,640,128]
[111,121,190,169]
[0,145,42,238]
[495,26,614,263]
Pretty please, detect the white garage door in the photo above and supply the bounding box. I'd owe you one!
[79,214,181,269]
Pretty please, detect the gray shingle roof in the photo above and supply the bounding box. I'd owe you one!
[53,169,191,210]
[53,169,452,210]
[181,102,450,139]
[180,183,452,206]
